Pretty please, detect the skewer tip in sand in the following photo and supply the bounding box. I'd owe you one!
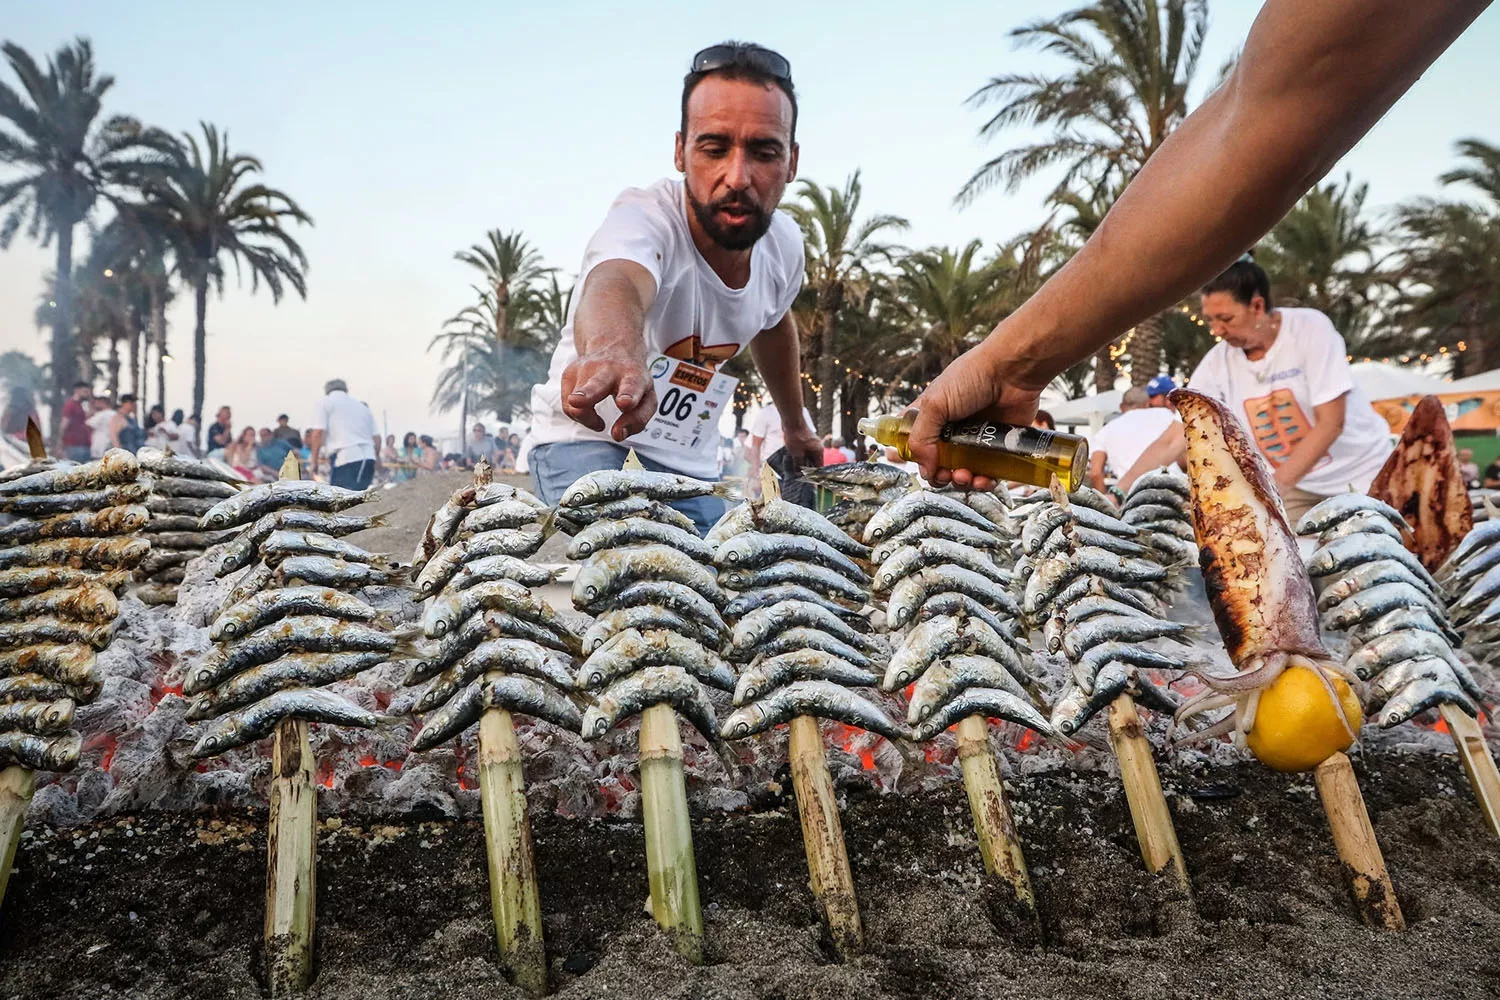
[1438,703,1500,838]
[637,703,704,963]
[1107,695,1191,895]
[478,706,547,994]
[788,714,863,956]
[1313,751,1404,929]
[954,715,1034,909]
[0,765,38,917]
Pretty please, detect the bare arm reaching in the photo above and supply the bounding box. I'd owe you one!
[560,259,660,442]
[909,0,1491,489]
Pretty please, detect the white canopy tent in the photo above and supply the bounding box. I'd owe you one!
[1348,362,1448,401]
[1048,389,1122,433]
[1441,369,1500,394]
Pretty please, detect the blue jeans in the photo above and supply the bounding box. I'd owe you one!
[64,446,91,462]
[530,441,725,537]
[331,459,375,490]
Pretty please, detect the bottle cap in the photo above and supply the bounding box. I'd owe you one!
[856,417,880,439]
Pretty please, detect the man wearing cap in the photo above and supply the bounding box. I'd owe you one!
[1146,374,1177,408]
[307,379,379,489]
[1086,386,1179,493]
[524,41,820,533]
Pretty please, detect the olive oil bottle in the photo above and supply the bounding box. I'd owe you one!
[858,411,1088,491]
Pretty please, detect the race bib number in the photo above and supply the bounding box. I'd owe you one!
[644,355,738,454]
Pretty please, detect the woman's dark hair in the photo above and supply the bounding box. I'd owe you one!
[402,432,418,447]
[1033,410,1056,431]
[1203,256,1273,310]
[170,408,184,423]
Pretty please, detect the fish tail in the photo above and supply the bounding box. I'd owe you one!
[538,507,560,538]
[711,482,740,502]
[392,637,425,659]
[367,510,395,528]
[372,714,411,739]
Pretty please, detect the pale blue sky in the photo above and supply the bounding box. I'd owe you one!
[2,1,1496,440]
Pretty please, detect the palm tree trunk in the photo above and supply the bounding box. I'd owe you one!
[192,277,209,425]
[1128,314,1164,389]
[107,334,121,401]
[49,226,77,445]
[458,348,469,452]
[841,377,870,442]
[813,284,845,437]
[128,318,141,400]
[1093,344,1117,394]
[151,283,167,410]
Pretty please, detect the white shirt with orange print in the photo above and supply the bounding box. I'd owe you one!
[1187,307,1392,496]
[525,178,805,479]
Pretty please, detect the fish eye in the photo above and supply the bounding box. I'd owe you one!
[732,722,749,737]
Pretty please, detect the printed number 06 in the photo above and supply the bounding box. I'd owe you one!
[658,388,698,421]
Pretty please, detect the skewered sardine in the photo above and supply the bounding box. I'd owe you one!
[413,675,582,750]
[210,585,384,641]
[0,482,149,516]
[0,504,148,546]
[566,518,714,562]
[186,651,387,721]
[0,449,138,495]
[720,680,905,741]
[580,666,720,744]
[200,480,378,530]
[733,649,878,706]
[0,536,150,571]
[575,627,734,691]
[0,583,118,624]
[0,731,82,771]
[190,688,379,758]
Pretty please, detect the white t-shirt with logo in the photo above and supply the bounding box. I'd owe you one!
[1089,407,1179,479]
[525,178,805,479]
[312,390,377,467]
[1187,308,1392,495]
[748,404,815,459]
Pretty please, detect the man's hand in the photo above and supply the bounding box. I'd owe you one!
[782,422,822,467]
[1272,461,1300,496]
[560,350,657,442]
[906,339,1044,491]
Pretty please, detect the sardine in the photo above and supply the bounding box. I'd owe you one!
[561,469,730,507]
[199,481,378,530]
[0,643,99,689]
[444,554,562,593]
[1440,519,1500,574]
[1323,582,1449,631]
[147,495,218,516]
[0,449,138,496]
[865,491,1001,543]
[1120,503,1183,524]
[413,675,582,750]
[1296,493,1408,538]
[1365,656,1454,708]
[907,655,1030,724]
[1012,488,1118,518]
[223,561,276,610]
[1132,519,1197,542]
[0,504,148,545]
[1122,488,1188,513]
[0,536,150,571]
[1438,542,1500,591]
[714,532,869,582]
[575,627,735,691]
[1379,673,1476,728]
[186,617,406,695]
[261,530,384,565]
[0,674,81,705]
[0,697,74,735]
[134,582,179,605]
[912,687,1059,743]
[210,585,382,641]
[1074,641,1200,693]
[0,584,118,624]
[149,476,243,499]
[883,614,1023,690]
[456,500,545,538]
[1315,559,1439,611]
[145,530,235,550]
[872,537,1010,593]
[411,485,483,571]
[888,565,1020,627]
[1061,615,1198,661]
[580,665,720,744]
[1130,470,1191,497]
[573,544,725,610]
[0,482,149,516]
[1347,606,1459,649]
[1031,522,1155,561]
[553,496,698,534]
[709,499,871,558]
[1019,504,1138,556]
[414,638,573,713]
[1345,628,1476,687]
[1023,548,1168,617]
[1037,575,1163,625]
[723,583,866,620]
[718,560,867,606]
[1055,660,1179,733]
[186,651,387,721]
[582,606,717,652]
[566,518,714,562]
[752,626,885,671]
[0,731,82,771]
[871,517,1005,564]
[1307,534,1438,590]
[720,680,905,742]
[0,617,115,650]
[136,447,248,484]
[733,649,878,706]
[278,556,397,589]
[190,688,379,758]
[799,462,911,491]
[726,600,882,661]
[411,529,547,594]
[423,579,576,643]
[914,594,1020,649]
[135,549,195,576]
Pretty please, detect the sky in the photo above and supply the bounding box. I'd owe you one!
[2,0,1498,444]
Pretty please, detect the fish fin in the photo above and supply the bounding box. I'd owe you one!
[367,510,395,528]
[538,506,560,538]
[711,481,741,502]
[392,638,425,659]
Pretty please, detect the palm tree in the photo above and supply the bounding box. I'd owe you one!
[959,0,1208,386]
[1388,139,1500,374]
[784,171,908,434]
[1047,179,1129,391]
[454,229,551,344]
[1257,175,1380,341]
[430,276,567,427]
[135,123,310,423]
[0,38,170,438]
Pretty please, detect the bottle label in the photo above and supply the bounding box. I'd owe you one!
[941,419,1054,459]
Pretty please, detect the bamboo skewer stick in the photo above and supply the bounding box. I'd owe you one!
[1439,704,1500,837]
[1314,751,1405,930]
[638,703,704,963]
[788,715,863,956]
[0,765,37,916]
[1107,695,1191,892]
[954,715,1033,908]
[265,719,317,994]
[478,705,547,995]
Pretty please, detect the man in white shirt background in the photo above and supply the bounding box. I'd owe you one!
[86,396,116,459]
[307,378,379,489]
[1086,386,1179,493]
[525,41,821,533]
[745,401,815,494]
[1120,257,1391,521]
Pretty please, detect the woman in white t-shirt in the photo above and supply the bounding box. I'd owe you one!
[1119,257,1392,522]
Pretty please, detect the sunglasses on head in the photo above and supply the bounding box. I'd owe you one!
[691,43,791,82]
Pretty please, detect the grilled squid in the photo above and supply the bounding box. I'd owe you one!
[1169,389,1362,772]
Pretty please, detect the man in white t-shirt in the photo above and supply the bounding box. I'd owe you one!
[525,42,820,533]
[1087,387,1179,492]
[86,397,116,459]
[307,379,379,489]
[744,402,815,497]
[1119,259,1391,522]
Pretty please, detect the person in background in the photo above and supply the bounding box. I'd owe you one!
[1458,447,1480,489]
[1086,386,1179,493]
[1,386,38,442]
[466,422,495,467]
[1032,411,1055,431]
[1118,258,1392,521]
[1145,374,1177,409]
[224,426,260,479]
[1482,456,1500,490]
[257,427,292,471]
[60,382,92,460]
[143,403,165,439]
[308,378,379,489]
[417,435,441,473]
[729,427,750,476]
[272,414,303,450]
[87,396,117,458]
[207,406,233,453]
[148,407,187,452]
[821,435,848,467]
[840,437,857,463]
[502,432,523,471]
[389,432,420,482]
[747,402,817,496]
[183,414,202,457]
[381,434,398,463]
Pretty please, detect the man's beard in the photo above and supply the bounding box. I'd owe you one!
[685,182,773,251]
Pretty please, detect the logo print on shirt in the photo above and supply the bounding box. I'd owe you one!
[1243,388,1309,464]
[663,334,738,369]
